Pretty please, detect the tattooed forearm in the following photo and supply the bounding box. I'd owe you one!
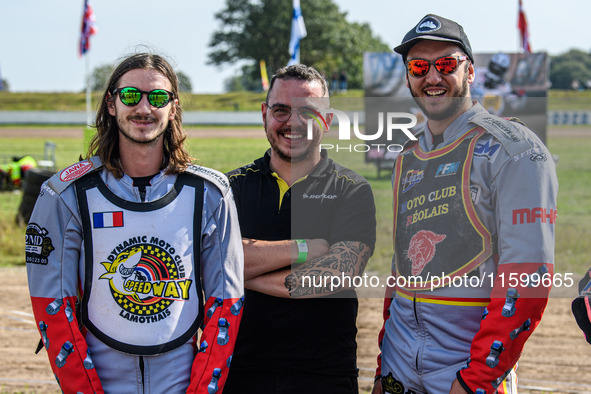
[285,241,372,298]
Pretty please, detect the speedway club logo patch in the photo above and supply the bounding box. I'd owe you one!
[25,223,55,265]
[99,237,193,324]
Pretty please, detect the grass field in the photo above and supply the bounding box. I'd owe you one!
[0,90,363,112]
[0,89,588,111]
[1,127,589,279]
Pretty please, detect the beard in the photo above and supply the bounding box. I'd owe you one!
[117,114,168,145]
[264,119,321,164]
[410,72,472,121]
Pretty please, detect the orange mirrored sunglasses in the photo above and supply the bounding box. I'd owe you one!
[406,55,468,78]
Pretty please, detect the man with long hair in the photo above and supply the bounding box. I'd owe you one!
[25,53,244,393]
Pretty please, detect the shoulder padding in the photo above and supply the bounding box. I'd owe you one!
[47,156,103,195]
[185,165,230,194]
[469,113,533,157]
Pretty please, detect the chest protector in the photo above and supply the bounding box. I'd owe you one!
[393,128,492,290]
[75,172,204,355]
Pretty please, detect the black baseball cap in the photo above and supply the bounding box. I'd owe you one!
[394,14,474,63]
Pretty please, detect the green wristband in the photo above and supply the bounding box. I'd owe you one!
[295,239,308,263]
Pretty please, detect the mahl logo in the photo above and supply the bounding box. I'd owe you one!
[416,16,441,33]
[100,240,192,323]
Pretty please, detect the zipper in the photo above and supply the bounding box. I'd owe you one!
[139,356,145,393]
[413,293,419,325]
[413,294,420,371]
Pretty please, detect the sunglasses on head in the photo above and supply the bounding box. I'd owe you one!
[112,87,174,108]
[406,55,469,78]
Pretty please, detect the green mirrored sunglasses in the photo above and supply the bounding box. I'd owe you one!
[112,87,174,108]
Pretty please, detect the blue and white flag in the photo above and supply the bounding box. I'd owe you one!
[288,0,307,66]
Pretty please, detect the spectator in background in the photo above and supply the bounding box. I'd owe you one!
[339,70,348,93]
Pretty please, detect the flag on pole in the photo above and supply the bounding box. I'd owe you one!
[518,0,531,53]
[260,60,270,91]
[79,0,97,56]
[288,0,307,66]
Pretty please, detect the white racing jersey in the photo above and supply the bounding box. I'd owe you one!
[77,171,204,354]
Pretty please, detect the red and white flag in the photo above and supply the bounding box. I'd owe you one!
[79,0,97,56]
[518,0,531,52]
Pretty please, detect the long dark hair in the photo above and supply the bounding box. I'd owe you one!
[87,53,191,178]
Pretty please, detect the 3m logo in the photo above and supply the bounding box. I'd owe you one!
[474,140,501,160]
[512,207,557,225]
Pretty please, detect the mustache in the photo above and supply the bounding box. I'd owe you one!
[423,83,447,89]
[128,115,157,122]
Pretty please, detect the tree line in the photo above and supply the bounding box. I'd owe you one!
[210,0,591,92]
[2,0,589,93]
[83,48,591,93]
[549,49,591,90]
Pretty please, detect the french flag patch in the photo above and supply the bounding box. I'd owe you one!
[93,211,124,228]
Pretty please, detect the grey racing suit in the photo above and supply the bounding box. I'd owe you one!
[376,103,558,394]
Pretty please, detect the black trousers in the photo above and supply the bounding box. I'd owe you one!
[223,370,359,394]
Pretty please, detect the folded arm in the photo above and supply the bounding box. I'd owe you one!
[246,240,372,298]
[242,238,330,280]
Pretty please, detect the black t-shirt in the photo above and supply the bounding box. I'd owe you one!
[226,150,376,375]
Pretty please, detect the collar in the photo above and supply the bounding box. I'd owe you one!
[254,149,333,179]
[423,102,487,145]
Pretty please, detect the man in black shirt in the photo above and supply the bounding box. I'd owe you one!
[224,64,376,393]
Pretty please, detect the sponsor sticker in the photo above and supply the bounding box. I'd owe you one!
[530,153,547,162]
[474,140,501,160]
[435,161,460,177]
[402,169,424,193]
[59,161,93,182]
[512,207,557,225]
[416,16,441,33]
[302,193,337,200]
[25,223,55,265]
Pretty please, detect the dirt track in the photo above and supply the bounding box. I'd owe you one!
[1,267,591,394]
[1,127,591,393]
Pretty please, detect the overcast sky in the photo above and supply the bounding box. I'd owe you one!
[1,0,589,93]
